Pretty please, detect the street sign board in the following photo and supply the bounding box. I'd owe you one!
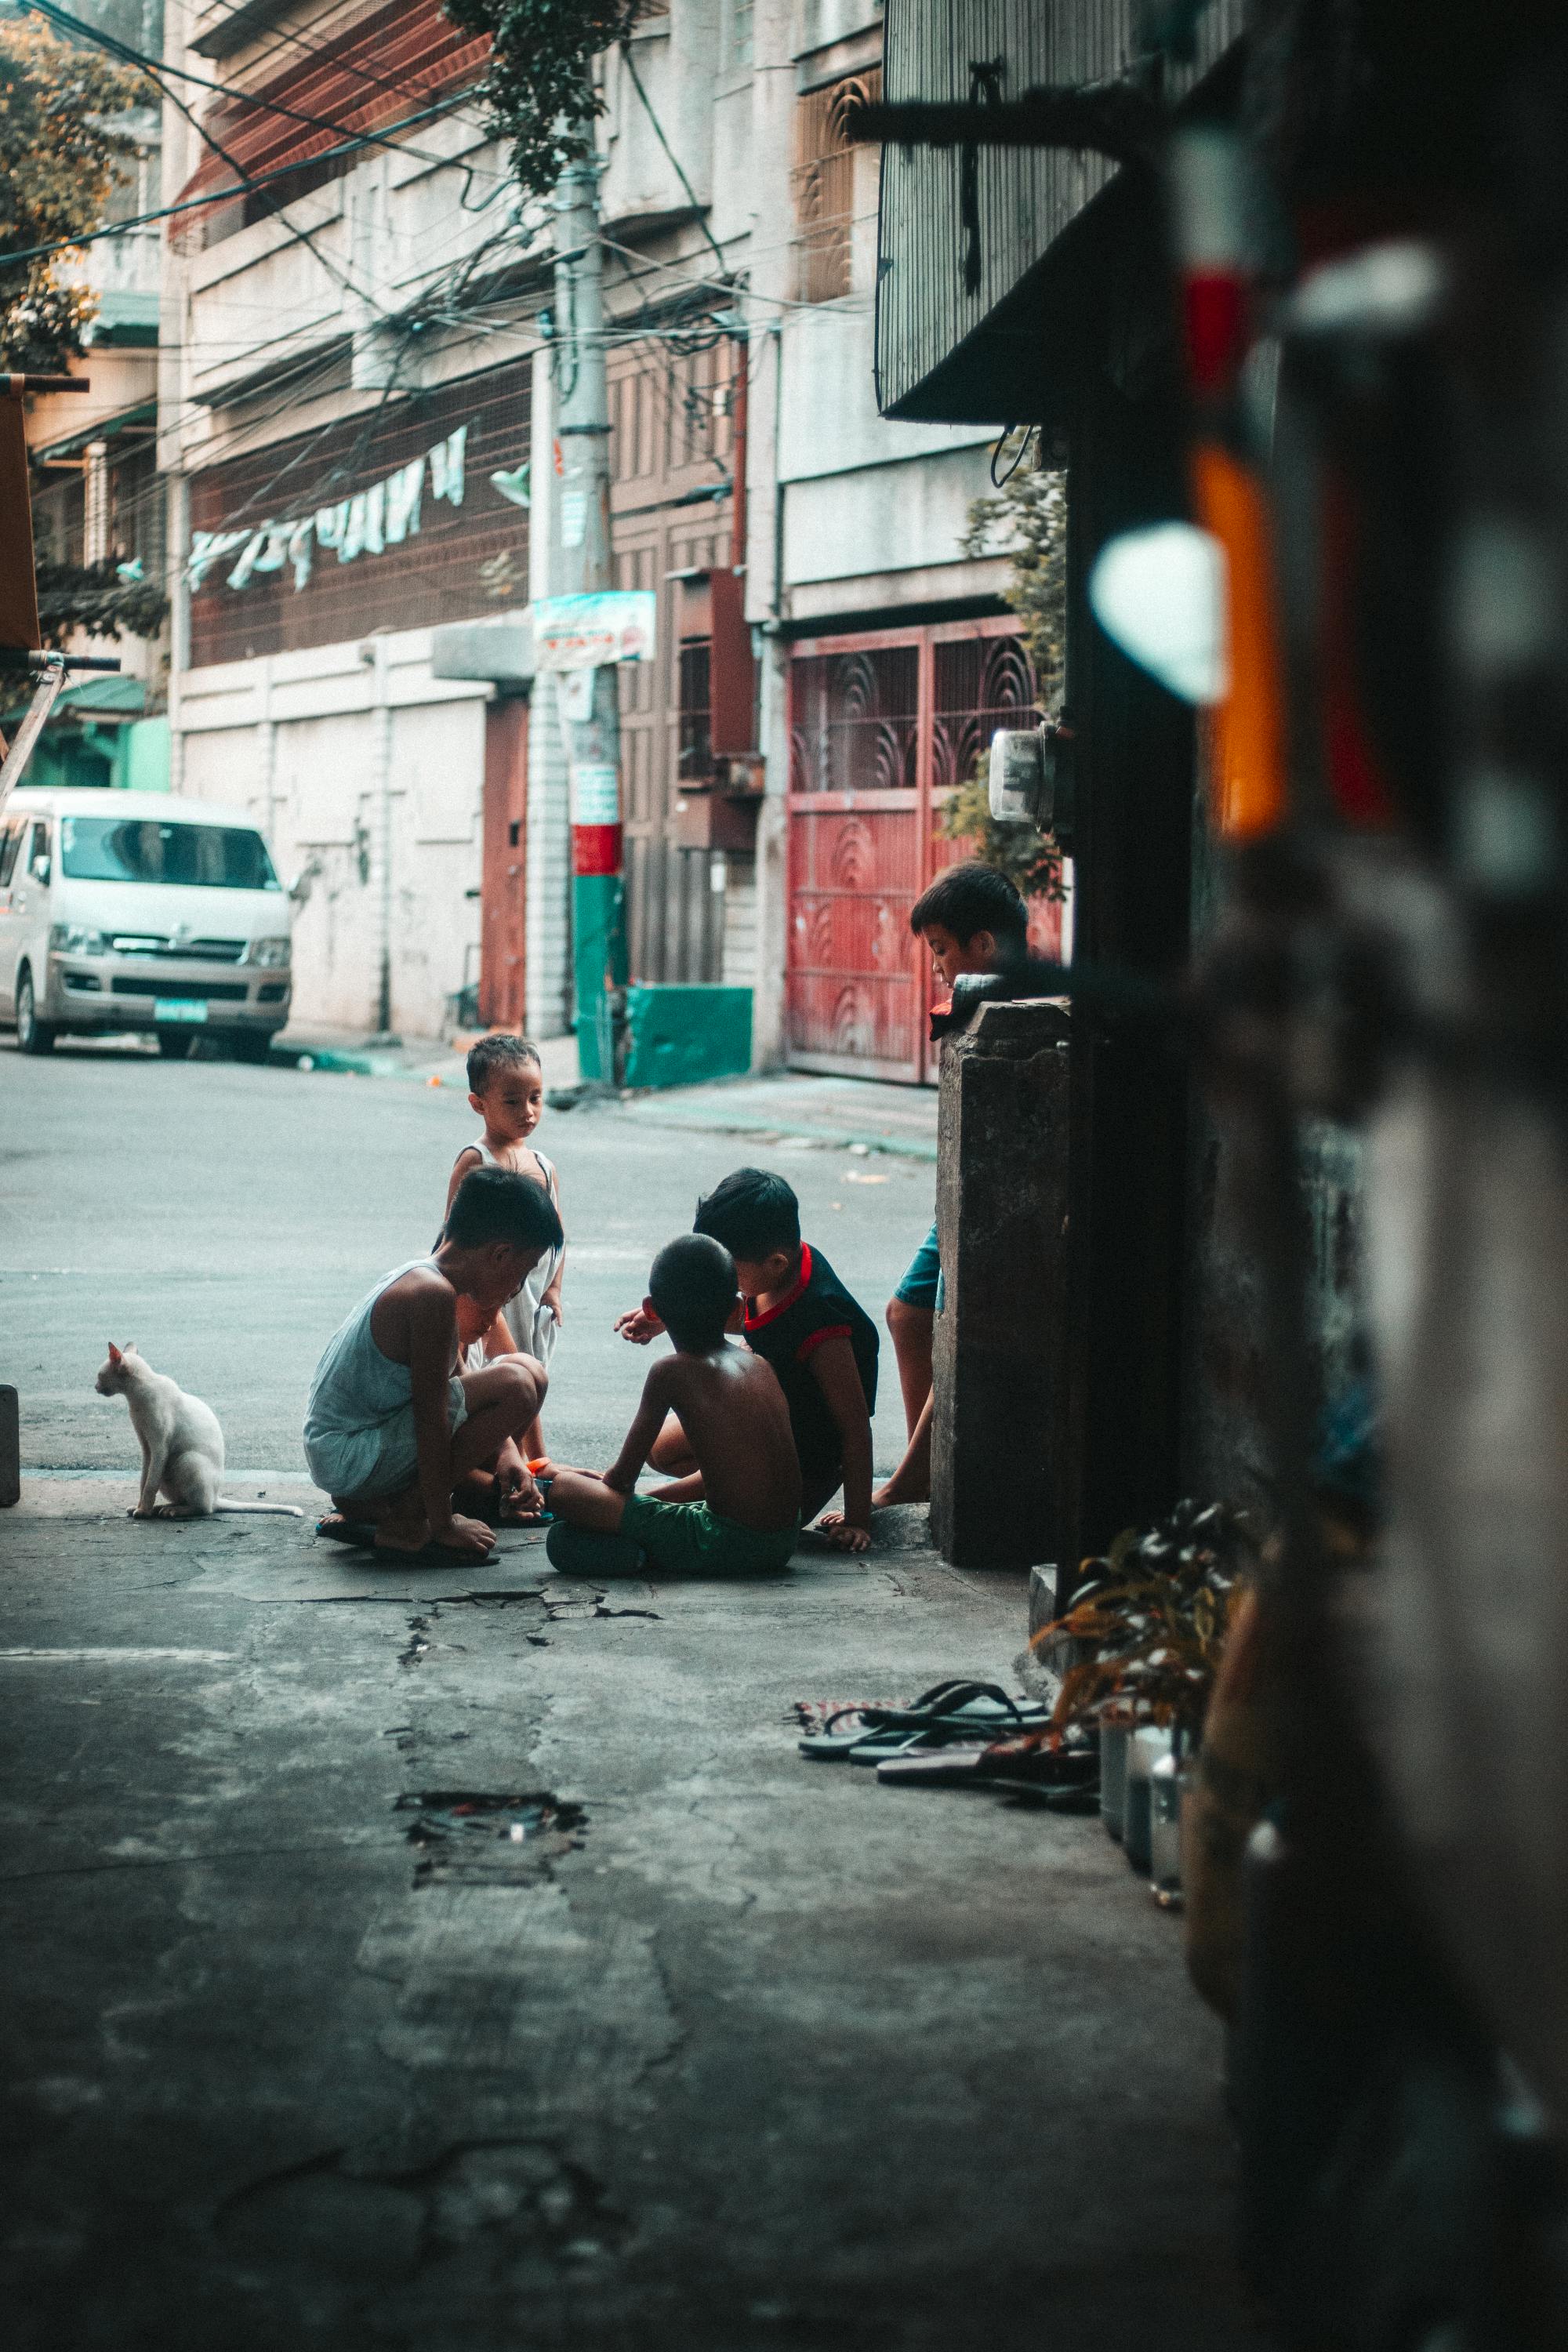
[533,590,656,671]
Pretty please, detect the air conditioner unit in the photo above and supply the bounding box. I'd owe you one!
[988,720,1069,829]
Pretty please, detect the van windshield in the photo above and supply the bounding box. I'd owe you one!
[59,816,280,891]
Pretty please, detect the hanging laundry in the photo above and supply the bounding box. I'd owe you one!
[430,423,467,507]
[251,523,290,575]
[193,421,474,596]
[341,492,368,562]
[226,530,270,591]
[384,454,424,545]
[186,528,246,591]
[287,518,315,591]
[489,462,530,509]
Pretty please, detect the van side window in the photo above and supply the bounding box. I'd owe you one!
[27,822,49,874]
[0,824,20,887]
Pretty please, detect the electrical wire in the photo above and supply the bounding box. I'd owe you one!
[0,90,474,268]
[141,54,391,330]
[617,38,730,281]
[184,0,495,137]
[19,0,496,177]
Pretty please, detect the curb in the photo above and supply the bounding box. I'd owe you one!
[615,1105,938,1161]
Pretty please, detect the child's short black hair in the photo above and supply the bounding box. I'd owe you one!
[649,1233,738,1352]
[693,1167,800,1262]
[445,1163,563,1254]
[467,1033,543,1094]
[909,861,1028,954]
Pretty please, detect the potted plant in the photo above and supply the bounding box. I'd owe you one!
[1036,1500,1258,1887]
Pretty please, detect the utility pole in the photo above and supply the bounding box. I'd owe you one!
[550,144,628,1083]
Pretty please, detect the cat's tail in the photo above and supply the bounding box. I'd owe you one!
[214,1497,306,1518]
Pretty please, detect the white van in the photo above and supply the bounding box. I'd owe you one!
[0,788,293,1059]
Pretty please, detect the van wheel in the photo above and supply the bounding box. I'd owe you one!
[16,969,56,1055]
[156,1029,198,1059]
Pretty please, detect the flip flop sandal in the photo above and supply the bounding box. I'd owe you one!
[877,1740,1098,1790]
[795,1678,992,1759]
[316,1515,379,1549]
[800,1682,1040,1763]
[847,1686,1054,1739]
[985,1779,1103,1811]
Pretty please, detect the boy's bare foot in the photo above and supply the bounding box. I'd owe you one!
[376,1515,434,1555]
[872,1474,930,1508]
[812,1514,872,1553]
[432,1512,496,1558]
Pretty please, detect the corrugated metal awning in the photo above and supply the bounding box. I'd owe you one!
[873,0,1243,423]
[172,0,488,220]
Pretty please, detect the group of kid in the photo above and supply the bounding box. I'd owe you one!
[301,864,1029,1571]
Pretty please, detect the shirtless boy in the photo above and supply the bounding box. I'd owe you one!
[615,1169,879,1553]
[546,1233,800,1577]
[305,1165,563,1557]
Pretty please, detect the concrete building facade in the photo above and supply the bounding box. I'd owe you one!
[155,0,1034,1062]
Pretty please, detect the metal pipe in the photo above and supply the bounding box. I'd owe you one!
[366,634,397,1044]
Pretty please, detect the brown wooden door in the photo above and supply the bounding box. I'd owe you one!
[608,337,738,985]
[481,695,528,1029]
[786,618,1040,1082]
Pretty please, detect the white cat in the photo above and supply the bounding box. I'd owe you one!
[95,1341,303,1519]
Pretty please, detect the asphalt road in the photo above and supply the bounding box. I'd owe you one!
[1,1036,932,1477]
[0,1038,1254,2352]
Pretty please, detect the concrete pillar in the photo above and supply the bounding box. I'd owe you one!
[930,996,1072,1570]
[83,441,111,568]
[525,345,572,1039]
[166,470,189,797]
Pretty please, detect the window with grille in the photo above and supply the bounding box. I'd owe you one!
[793,69,880,305]
[678,640,713,780]
[726,0,754,71]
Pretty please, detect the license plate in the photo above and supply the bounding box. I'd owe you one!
[154,998,209,1024]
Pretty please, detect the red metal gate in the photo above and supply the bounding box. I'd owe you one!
[786,617,1042,1082]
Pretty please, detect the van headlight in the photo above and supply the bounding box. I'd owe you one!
[248,937,292,967]
[50,923,107,956]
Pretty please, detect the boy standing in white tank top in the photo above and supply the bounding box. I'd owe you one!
[445,1035,564,1464]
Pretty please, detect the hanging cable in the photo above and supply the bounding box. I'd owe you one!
[20,0,492,176]
[618,40,732,282]
[0,93,473,270]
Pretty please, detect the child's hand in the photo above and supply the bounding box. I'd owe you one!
[543,1287,564,1327]
[813,1514,872,1555]
[615,1305,664,1345]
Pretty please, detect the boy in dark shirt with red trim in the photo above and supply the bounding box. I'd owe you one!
[615,1168,879,1552]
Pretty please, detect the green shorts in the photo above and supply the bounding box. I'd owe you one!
[621,1492,798,1576]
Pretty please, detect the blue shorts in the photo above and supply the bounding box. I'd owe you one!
[895,1220,944,1313]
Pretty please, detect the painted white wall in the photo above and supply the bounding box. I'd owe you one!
[177,626,490,1039]
[778,303,991,482]
[783,444,997,586]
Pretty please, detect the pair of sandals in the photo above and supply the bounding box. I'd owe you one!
[800,1678,1098,1808]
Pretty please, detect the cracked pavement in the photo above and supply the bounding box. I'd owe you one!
[0,1042,1254,2349]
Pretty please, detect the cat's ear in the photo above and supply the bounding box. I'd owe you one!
[107,1341,122,1366]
